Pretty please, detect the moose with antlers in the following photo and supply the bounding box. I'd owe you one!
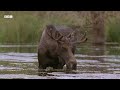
[38,25,87,71]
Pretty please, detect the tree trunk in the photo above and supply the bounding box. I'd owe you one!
[91,11,105,45]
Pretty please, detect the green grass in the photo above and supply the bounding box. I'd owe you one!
[0,11,86,44]
[0,12,42,44]
[106,17,120,43]
[0,11,120,44]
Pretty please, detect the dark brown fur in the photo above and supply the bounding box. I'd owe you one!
[38,25,87,70]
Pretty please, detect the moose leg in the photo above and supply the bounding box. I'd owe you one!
[57,57,65,69]
[38,53,52,69]
[38,53,61,70]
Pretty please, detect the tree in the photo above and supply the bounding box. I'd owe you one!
[91,11,105,45]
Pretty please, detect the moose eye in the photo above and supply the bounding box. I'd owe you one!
[61,46,68,51]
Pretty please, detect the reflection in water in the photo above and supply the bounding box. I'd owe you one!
[88,45,106,62]
[83,44,107,73]
[0,45,37,53]
[76,44,120,74]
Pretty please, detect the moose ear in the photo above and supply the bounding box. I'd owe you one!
[46,25,55,36]
[46,25,63,41]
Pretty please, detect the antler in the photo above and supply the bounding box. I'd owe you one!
[46,25,64,41]
[72,31,87,44]
[66,31,75,41]
[79,31,86,41]
[51,30,64,41]
[56,32,64,41]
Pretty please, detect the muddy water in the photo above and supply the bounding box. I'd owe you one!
[0,44,120,79]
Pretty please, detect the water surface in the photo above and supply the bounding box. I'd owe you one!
[0,44,120,79]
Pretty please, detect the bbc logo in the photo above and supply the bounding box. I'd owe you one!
[4,15,13,18]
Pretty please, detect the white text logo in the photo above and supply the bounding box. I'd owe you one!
[4,15,13,18]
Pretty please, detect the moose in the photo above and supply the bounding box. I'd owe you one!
[38,25,87,71]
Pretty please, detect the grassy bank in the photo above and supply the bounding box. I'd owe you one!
[106,17,120,43]
[0,11,120,44]
[0,11,87,44]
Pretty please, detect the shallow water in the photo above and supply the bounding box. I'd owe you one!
[0,44,120,79]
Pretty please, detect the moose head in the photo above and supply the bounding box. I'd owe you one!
[45,25,87,70]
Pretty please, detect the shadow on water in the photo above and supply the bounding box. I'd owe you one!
[0,44,120,79]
